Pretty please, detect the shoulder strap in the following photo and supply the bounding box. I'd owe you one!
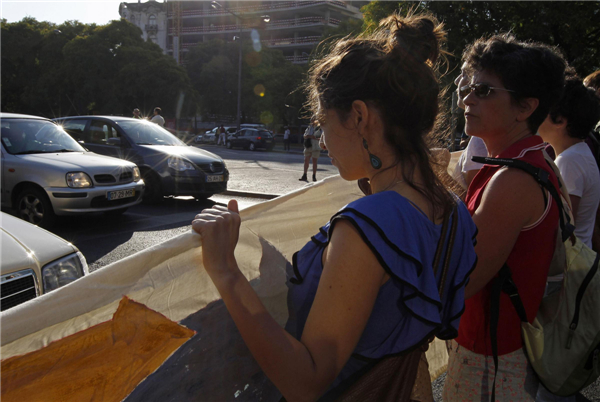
[471,156,574,242]
[489,264,528,402]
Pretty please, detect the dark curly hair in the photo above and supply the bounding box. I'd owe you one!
[462,34,567,134]
[305,12,455,217]
[549,76,600,139]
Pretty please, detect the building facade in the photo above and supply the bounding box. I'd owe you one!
[118,1,365,65]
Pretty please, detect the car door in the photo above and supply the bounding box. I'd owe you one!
[60,119,90,145]
[231,131,242,147]
[0,145,8,207]
[243,130,253,148]
[83,119,123,159]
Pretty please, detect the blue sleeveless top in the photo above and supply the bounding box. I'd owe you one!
[284,191,477,387]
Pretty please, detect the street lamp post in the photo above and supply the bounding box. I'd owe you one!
[211,1,269,132]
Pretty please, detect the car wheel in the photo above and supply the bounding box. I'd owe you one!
[104,207,128,216]
[249,142,256,151]
[142,170,163,203]
[226,141,232,149]
[16,186,56,228]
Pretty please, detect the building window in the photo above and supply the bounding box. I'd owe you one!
[149,14,157,25]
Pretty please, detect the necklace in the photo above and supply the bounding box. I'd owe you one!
[378,179,404,193]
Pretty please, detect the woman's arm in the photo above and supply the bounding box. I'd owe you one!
[465,168,547,298]
[192,202,385,401]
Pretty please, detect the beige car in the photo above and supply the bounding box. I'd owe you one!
[1,212,88,311]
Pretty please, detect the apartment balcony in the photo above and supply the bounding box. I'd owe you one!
[167,35,321,51]
[145,24,159,34]
[264,35,321,47]
[167,1,348,18]
[167,17,340,36]
[285,55,309,64]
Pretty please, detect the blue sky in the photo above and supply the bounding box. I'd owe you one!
[2,0,124,25]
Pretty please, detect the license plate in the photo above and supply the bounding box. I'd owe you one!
[206,175,223,183]
[266,140,272,143]
[107,189,135,200]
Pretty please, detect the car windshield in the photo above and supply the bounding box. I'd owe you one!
[118,120,185,146]
[1,119,85,155]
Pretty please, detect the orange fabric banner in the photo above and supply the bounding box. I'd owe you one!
[1,297,195,402]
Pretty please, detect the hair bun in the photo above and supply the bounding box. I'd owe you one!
[379,13,445,66]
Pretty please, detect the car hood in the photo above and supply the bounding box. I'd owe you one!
[1,213,77,275]
[138,145,223,164]
[18,152,136,172]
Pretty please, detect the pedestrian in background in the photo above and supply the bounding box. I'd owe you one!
[283,126,291,151]
[539,77,600,248]
[150,107,165,127]
[450,62,487,194]
[133,108,142,119]
[299,120,321,182]
[217,125,226,146]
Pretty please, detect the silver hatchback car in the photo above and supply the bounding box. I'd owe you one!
[1,113,145,227]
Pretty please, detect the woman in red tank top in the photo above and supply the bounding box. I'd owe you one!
[443,34,568,401]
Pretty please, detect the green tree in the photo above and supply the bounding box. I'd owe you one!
[1,18,196,118]
[185,36,306,127]
[360,1,600,81]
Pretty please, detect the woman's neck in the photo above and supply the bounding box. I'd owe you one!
[369,165,408,194]
[484,126,533,157]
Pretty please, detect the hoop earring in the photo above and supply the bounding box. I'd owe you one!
[363,139,382,169]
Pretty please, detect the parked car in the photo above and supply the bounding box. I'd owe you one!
[201,126,237,144]
[1,113,144,227]
[226,128,275,151]
[1,211,89,311]
[54,116,228,201]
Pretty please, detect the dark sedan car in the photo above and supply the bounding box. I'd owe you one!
[226,128,275,151]
[54,116,228,201]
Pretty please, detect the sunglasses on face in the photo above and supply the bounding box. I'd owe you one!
[459,83,516,99]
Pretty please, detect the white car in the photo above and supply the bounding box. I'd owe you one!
[1,212,89,311]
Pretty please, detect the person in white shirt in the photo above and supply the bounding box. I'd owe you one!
[150,107,165,127]
[539,77,600,248]
[450,62,487,193]
[283,126,291,151]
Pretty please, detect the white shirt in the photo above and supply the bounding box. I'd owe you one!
[151,114,165,127]
[451,136,488,190]
[555,142,600,248]
[284,129,290,140]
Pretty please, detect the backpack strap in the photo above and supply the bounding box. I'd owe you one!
[471,156,575,242]
[489,264,528,402]
[472,156,564,400]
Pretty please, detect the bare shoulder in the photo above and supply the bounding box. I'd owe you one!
[478,166,545,227]
[324,218,386,281]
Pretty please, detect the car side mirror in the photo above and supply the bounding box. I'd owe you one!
[106,137,121,146]
[78,140,85,144]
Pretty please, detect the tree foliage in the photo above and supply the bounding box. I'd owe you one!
[1,18,196,118]
[361,1,600,84]
[185,34,306,127]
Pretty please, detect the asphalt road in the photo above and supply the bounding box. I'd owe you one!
[41,145,340,273]
[195,143,339,195]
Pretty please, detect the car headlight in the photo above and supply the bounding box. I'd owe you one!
[168,156,195,171]
[66,172,93,188]
[132,166,141,181]
[42,251,88,292]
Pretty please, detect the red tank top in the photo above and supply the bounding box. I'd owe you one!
[456,136,559,356]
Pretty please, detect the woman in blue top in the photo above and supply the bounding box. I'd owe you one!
[192,13,477,401]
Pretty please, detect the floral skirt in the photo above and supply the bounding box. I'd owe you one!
[443,340,539,401]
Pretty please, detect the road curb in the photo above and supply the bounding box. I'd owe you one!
[221,190,279,200]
